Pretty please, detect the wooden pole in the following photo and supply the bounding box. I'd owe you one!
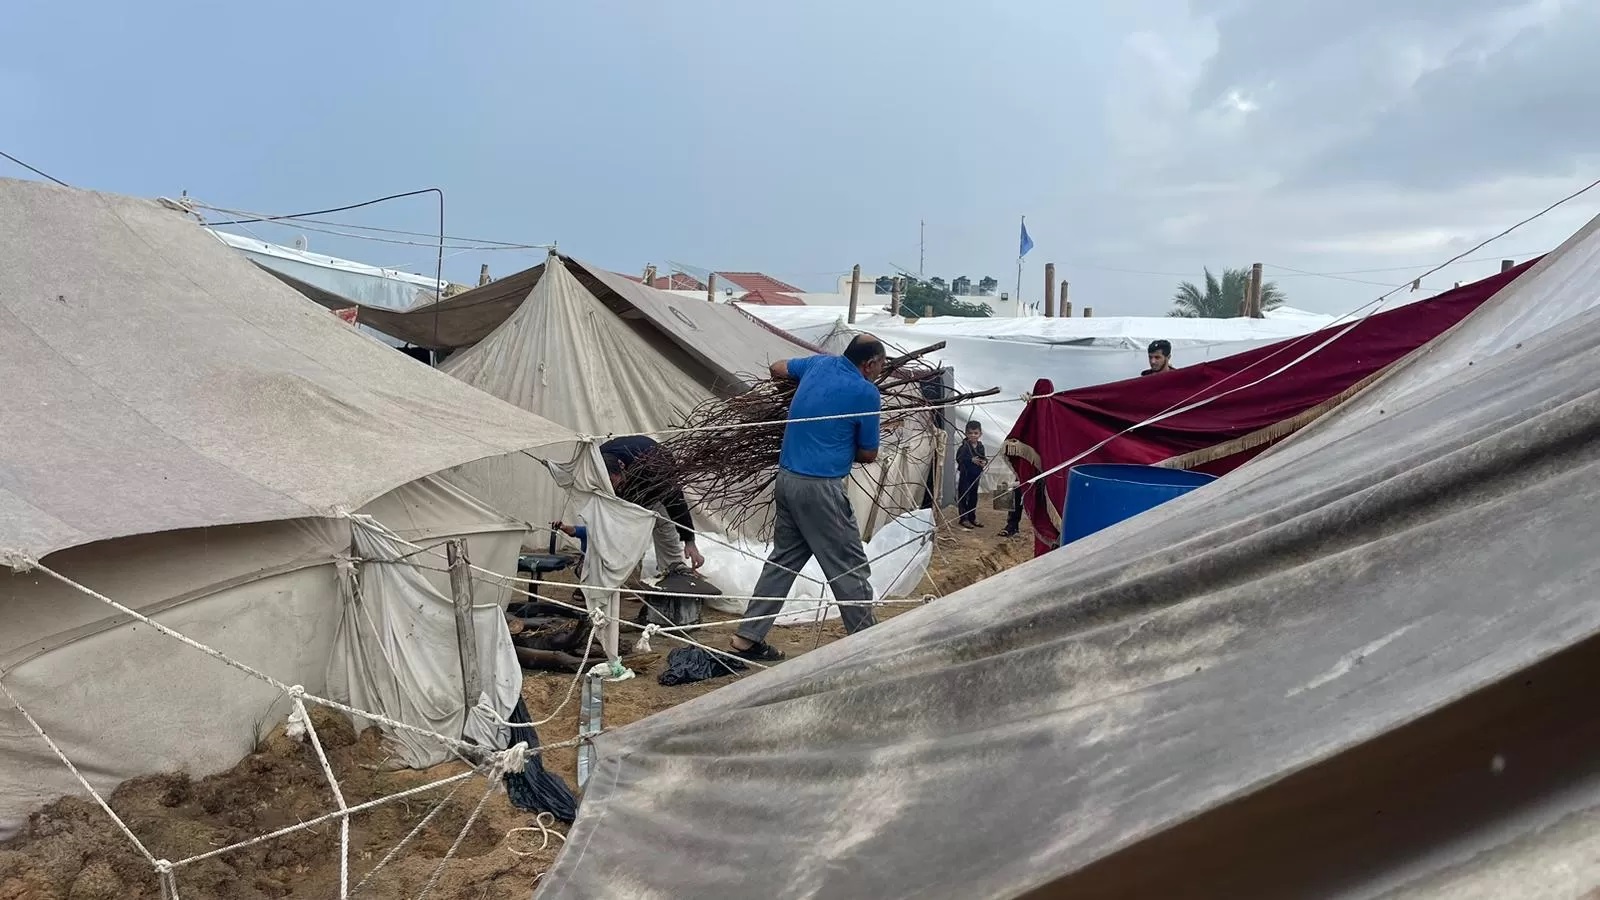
[847,264,861,324]
[706,272,717,302]
[862,448,896,541]
[890,277,902,316]
[478,264,491,286]
[1082,306,1093,318]
[446,540,481,712]
[1043,262,1056,317]
[924,305,934,318]
[1501,259,1514,273]
[1060,280,1070,318]
[1248,263,1265,318]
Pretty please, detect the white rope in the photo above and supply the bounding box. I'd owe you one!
[0,676,159,865]
[351,772,472,895]
[23,559,486,757]
[172,767,484,869]
[506,812,567,856]
[1020,307,1380,487]
[582,390,1032,442]
[8,553,598,897]
[294,691,351,899]
[415,774,501,900]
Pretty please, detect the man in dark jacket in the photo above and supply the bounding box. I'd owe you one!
[599,435,704,574]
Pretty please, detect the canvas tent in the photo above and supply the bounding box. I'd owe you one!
[535,209,1600,900]
[0,180,646,837]
[246,241,940,619]
[1004,261,1535,554]
[427,254,939,626]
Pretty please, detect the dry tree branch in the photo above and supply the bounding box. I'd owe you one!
[642,343,998,533]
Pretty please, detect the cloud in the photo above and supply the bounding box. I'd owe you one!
[1303,2,1600,188]
[1073,0,1600,314]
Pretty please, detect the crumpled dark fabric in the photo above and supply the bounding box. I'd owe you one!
[658,646,748,686]
[501,697,579,823]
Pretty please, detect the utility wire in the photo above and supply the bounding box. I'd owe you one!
[202,191,440,227]
[0,149,69,187]
[195,203,547,249]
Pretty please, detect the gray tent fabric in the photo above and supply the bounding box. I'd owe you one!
[537,214,1600,900]
[0,179,580,561]
[569,262,815,393]
[271,253,812,392]
[264,262,546,350]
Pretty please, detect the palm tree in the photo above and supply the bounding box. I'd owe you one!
[1169,267,1285,318]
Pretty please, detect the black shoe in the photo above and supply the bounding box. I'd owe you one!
[998,527,1018,537]
[729,640,786,662]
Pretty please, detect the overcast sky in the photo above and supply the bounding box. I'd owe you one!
[6,0,1597,314]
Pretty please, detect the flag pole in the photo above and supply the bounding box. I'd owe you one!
[1016,215,1026,313]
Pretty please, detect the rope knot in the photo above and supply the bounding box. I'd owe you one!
[636,623,661,653]
[588,607,608,627]
[154,859,174,874]
[1,551,36,573]
[492,741,529,778]
[287,684,306,699]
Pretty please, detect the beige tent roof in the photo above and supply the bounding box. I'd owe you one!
[440,254,710,437]
[0,179,580,561]
[267,254,815,392]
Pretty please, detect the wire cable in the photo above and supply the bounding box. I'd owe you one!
[0,149,69,187]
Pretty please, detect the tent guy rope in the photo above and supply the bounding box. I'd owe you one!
[1,553,591,898]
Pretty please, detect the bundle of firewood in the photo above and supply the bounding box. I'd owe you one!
[649,342,997,532]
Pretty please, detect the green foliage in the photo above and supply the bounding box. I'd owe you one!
[1169,267,1286,318]
[902,278,993,317]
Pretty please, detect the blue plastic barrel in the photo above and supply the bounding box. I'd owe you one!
[1060,464,1217,545]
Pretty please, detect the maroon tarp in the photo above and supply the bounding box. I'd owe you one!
[1004,260,1538,556]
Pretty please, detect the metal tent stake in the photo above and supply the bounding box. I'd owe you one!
[578,670,604,788]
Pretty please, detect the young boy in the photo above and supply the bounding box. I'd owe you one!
[956,420,987,529]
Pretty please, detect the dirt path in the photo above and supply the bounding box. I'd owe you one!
[0,512,1033,900]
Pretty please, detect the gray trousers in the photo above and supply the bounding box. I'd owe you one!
[737,469,877,643]
[650,501,685,574]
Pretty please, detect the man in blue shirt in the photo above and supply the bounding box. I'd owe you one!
[730,334,887,661]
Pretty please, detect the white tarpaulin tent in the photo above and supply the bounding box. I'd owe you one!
[539,212,1600,899]
[0,180,650,836]
[746,305,1338,434]
[745,305,1339,490]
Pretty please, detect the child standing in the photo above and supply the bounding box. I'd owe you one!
[956,420,987,529]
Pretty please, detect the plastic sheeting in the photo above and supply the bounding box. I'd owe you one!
[743,305,1338,492]
[326,517,524,768]
[666,509,935,624]
[536,213,1600,900]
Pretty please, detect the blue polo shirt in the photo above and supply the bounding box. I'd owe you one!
[778,355,881,478]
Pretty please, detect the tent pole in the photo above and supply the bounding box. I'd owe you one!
[848,264,861,324]
[446,540,482,715]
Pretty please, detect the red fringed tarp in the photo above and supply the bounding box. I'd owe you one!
[1005,259,1538,556]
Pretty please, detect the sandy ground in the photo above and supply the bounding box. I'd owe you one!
[0,509,1033,900]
